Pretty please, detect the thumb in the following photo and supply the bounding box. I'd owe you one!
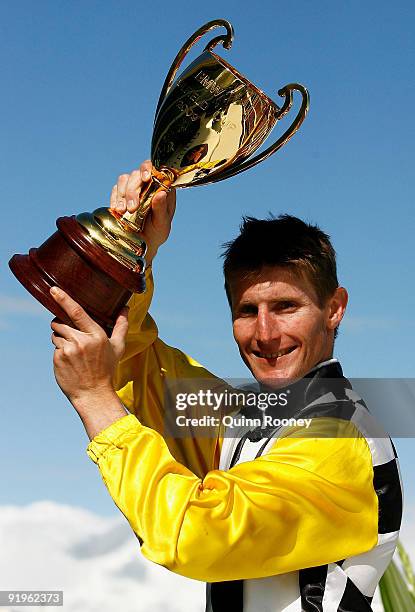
[110,306,129,359]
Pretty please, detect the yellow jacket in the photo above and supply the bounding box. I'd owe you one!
[86,269,379,583]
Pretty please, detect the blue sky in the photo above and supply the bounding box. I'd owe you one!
[1,0,414,517]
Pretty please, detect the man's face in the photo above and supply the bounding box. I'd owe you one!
[230,266,346,388]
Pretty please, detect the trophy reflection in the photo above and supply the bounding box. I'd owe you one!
[9,19,309,333]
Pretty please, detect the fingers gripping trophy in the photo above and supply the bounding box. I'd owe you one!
[9,19,310,334]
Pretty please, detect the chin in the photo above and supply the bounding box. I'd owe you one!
[251,366,299,388]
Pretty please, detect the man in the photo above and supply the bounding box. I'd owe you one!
[50,162,402,611]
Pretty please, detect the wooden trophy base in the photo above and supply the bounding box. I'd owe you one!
[9,215,145,335]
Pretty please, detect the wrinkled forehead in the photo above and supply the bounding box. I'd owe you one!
[228,265,319,305]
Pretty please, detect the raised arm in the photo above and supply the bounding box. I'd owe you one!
[50,164,225,477]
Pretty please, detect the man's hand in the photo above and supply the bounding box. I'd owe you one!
[50,287,129,439]
[110,160,176,266]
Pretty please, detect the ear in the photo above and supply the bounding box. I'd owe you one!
[326,287,348,331]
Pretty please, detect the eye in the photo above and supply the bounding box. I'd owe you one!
[277,301,298,312]
[234,304,257,317]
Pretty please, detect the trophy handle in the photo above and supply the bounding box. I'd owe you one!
[191,83,310,185]
[155,19,234,117]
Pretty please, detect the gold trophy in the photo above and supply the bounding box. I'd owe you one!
[9,19,309,333]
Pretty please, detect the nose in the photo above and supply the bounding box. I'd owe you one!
[254,307,280,346]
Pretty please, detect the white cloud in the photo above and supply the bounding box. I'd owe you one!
[0,501,204,612]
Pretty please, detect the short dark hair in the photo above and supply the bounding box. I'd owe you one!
[222,214,339,309]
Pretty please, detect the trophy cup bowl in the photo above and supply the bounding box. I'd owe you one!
[9,19,309,334]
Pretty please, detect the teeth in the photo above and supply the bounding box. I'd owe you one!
[258,347,294,359]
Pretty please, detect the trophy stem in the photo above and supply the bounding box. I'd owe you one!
[119,167,175,232]
[75,168,174,273]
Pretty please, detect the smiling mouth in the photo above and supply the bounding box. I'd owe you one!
[253,346,297,360]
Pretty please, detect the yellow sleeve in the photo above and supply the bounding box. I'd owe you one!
[113,268,225,478]
[87,414,379,582]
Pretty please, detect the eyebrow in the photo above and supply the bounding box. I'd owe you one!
[234,298,304,314]
[237,295,302,305]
